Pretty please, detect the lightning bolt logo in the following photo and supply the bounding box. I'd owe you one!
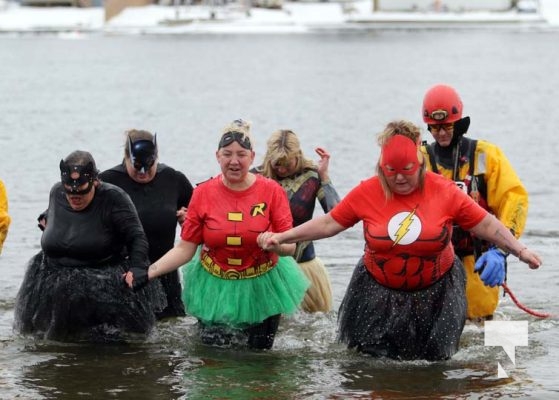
[388,208,421,246]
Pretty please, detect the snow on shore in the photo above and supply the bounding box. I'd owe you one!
[0,0,557,34]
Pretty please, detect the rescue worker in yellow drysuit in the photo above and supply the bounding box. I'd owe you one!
[0,179,11,255]
[420,84,528,320]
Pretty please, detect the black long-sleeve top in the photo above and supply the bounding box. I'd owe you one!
[99,163,193,262]
[41,182,149,268]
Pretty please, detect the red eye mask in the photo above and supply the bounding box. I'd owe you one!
[380,135,421,177]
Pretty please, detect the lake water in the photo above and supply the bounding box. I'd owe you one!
[0,28,558,399]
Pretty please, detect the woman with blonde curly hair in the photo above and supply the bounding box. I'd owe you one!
[253,129,340,313]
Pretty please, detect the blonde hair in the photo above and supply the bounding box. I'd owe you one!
[261,129,315,180]
[376,120,425,199]
[219,119,254,150]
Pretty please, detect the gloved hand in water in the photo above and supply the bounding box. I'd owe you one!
[474,247,507,287]
[126,266,149,291]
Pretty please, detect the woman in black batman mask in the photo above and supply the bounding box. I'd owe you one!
[100,130,194,319]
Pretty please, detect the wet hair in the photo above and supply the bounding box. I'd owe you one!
[60,150,99,194]
[375,120,425,199]
[218,119,254,150]
[123,129,158,159]
[63,150,99,178]
[261,129,315,180]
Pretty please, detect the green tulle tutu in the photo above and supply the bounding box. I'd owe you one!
[181,248,310,328]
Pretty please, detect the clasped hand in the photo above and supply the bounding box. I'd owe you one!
[122,266,149,291]
[176,206,188,225]
[258,232,279,252]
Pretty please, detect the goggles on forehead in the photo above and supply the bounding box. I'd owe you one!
[60,160,96,195]
[218,131,252,150]
[128,136,157,173]
[429,109,449,122]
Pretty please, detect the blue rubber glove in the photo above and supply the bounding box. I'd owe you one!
[474,247,506,287]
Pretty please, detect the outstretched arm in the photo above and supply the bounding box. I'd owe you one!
[469,213,542,269]
[125,239,198,288]
[259,213,345,253]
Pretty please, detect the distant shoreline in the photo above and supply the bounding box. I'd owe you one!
[0,2,554,35]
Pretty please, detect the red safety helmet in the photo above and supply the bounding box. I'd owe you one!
[422,84,463,124]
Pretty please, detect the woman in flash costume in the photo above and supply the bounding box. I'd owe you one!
[260,120,542,361]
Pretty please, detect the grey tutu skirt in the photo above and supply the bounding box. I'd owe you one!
[337,256,467,361]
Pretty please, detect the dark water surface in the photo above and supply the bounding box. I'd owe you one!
[0,30,558,399]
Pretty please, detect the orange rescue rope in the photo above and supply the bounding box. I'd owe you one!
[502,283,552,319]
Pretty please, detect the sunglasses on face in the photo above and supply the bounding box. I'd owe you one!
[428,123,454,133]
[218,131,252,150]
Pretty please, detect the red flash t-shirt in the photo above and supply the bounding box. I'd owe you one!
[330,172,487,290]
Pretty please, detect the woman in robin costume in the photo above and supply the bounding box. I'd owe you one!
[125,119,309,350]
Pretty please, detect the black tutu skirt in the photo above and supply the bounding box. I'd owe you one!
[337,256,467,361]
[14,251,167,343]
